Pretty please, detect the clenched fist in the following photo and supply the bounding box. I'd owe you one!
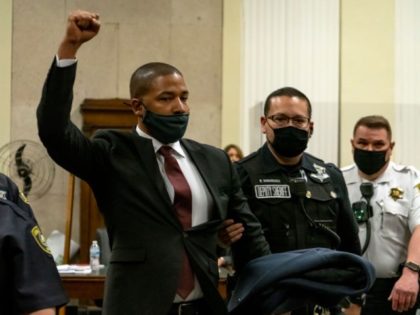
[58,10,101,59]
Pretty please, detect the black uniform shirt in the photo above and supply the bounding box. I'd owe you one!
[0,174,68,314]
[236,144,361,255]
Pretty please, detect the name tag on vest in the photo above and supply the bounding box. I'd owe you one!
[254,185,291,199]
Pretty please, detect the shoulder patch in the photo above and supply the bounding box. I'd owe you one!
[31,226,52,255]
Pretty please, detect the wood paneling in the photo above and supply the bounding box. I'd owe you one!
[79,98,137,262]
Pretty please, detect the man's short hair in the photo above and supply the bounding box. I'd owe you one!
[263,87,312,118]
[353,115,393,140]
[129,62,183,98]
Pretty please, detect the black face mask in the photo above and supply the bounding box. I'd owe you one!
[354,148,388,175]
[142,106,189,144]
[269,126,309,157]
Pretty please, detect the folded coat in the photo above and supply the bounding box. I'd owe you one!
[228,247,376,315]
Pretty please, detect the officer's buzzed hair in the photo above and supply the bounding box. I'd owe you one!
[263,87,312,118]
[353,115,393,140]
[130,62,183,98]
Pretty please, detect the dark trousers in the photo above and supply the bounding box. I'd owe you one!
[290,304,343,315]
[362,278,419,315]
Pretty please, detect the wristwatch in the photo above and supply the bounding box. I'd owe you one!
[403,261,420,273]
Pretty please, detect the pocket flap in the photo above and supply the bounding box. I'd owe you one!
[383,199,409,217]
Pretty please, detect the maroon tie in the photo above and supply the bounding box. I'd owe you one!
[159,145,194,298]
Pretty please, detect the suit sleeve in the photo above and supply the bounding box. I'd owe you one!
[327,164,362,255]
[227,159,271,271]
[36,59,109,182]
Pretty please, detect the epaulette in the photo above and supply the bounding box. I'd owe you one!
[391,163,420,176]
[304,152,324,164]
[0,198,28,220]
[341,164,357,172]
[0,173,20,202]
[324,162,341,172]
[392,163,409,172]
[237,151,259,164]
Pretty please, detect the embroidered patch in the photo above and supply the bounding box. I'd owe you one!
[254,185,291,199]
[31,226,52,255]
[389,187,404,201]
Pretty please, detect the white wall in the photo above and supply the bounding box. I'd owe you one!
[0,0,12,147]
[394,0,420,168]
[340,0,395,167]
[242,0,340,164]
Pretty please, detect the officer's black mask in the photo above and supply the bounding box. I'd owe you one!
[353,148,388,175]
[269,126,309,157]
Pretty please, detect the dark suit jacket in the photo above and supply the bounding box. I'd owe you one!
[37,61,270,315]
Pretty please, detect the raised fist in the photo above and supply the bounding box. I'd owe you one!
[58,10,101,59]
[65,10,101,45]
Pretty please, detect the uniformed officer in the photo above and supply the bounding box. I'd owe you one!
[0,173,68,314]
[234,87,361,314]
[341,115,420,315]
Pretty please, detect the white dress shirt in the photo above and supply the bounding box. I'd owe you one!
[136,127,213,301]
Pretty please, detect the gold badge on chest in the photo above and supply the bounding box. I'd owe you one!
[389,187,404,201]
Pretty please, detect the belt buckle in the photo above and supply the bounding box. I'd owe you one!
[178,302,191,315]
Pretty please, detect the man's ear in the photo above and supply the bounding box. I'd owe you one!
[390,141,395,150]
[308,121,314,137]
[130,98,144,117]
[350,139,356,153]
[260,116,267,134]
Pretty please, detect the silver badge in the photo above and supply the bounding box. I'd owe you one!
[310,163,330,183]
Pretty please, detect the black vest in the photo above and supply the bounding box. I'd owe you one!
[237,147,341,253]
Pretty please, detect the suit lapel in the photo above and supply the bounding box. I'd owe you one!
[181,139,223,220]
[130,131,180,227]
